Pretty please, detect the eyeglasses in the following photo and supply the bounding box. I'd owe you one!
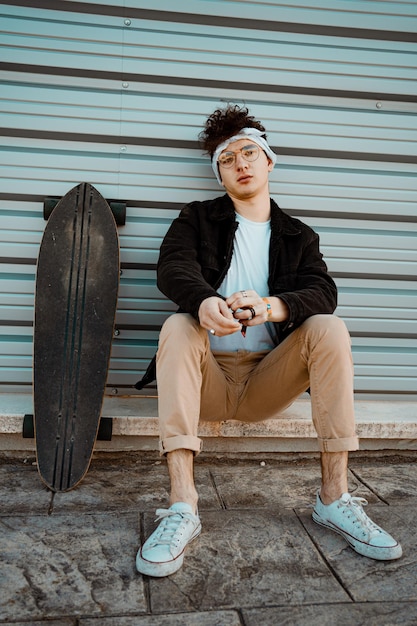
[217,144,260,168]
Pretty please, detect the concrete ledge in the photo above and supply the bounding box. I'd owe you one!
[0,393,416,453]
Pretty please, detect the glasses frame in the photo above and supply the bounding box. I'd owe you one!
[217,143,261,168]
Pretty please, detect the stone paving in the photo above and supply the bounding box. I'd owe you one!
[0,451,416,625]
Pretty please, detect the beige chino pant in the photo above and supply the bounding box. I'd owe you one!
[156,313,359,455]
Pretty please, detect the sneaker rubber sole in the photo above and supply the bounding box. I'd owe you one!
[312,510,402,561]
[136,522,201,577]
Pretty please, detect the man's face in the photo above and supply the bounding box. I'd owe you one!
[217,138,273,200]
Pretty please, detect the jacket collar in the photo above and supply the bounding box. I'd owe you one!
[210,194,301,236]
[270,199,301,236]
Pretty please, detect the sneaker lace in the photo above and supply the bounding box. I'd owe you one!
[339,496,382,537]
[150,508,193,548]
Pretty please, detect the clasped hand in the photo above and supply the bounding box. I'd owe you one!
[198,290,268,337]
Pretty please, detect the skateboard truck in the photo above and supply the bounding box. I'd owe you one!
[23,414,113,441]
[43,196,127,226]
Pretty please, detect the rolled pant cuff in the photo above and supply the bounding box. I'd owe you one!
[318,435,360,453]
[159,435,202,456]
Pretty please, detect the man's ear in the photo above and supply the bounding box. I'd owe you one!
[267,158,274,172]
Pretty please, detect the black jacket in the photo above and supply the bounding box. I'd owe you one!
[135,194,337,389]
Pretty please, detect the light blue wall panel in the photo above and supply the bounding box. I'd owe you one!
[0,0,416,398]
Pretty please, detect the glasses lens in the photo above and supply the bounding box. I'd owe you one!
[218,144,260,168]
[241,145,260,161]
[218,152,235,167]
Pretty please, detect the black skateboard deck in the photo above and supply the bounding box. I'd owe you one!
[33,182,120,492]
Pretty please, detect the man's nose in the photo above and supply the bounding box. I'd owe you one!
[235,152,248,168]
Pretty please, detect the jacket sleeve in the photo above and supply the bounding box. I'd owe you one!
[273,229,338,331]
[157,204,223,319]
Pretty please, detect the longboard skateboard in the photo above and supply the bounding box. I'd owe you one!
[33,182,120,492]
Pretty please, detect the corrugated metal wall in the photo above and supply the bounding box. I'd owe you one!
[0,0,416,399]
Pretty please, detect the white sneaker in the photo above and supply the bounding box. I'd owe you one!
[313,491,402,561]
[136,502,201,577]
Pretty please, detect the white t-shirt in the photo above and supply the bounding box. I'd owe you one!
[209,213,276,352]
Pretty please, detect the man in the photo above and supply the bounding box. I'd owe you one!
[135,104,402,577]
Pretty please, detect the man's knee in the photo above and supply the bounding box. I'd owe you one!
[161,312,197,337]
[159,313,207,349]
[303,314,350,341]
[300,315,352,361]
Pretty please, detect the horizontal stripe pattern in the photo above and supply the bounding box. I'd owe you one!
[2,0,417,40]
[0,0,416,397]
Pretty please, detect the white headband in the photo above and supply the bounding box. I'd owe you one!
[211,127,277,185]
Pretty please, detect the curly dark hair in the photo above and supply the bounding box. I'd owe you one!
[199,104,266,158]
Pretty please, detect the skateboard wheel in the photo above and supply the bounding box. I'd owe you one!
[43,197,60,220]
[22,414,35,438]
[97,417,113,441]
[109,201,126,226]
